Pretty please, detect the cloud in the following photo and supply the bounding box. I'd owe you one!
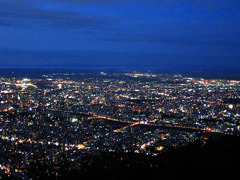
[0,0,237,29]
[45,0,124,5]
[0,1,118,28]
[99,33,240,47]
[1,49,239,73]
[0,49,161,67]
[44,0,239,9]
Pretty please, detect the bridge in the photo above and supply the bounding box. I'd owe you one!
[87,113,225,134]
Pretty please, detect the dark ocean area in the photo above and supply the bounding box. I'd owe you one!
[0,66,239,80]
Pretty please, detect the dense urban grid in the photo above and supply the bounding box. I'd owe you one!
[0,72,240,179]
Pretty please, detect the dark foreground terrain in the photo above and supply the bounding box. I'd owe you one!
[12,134,237,180]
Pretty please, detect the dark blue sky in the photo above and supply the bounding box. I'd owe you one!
[0,0,240,72]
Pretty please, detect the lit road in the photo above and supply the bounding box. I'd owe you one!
[88,112,226,134]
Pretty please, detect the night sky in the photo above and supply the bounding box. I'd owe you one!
[0,0,240,72]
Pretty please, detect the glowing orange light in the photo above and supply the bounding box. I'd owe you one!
[156,146,164,151]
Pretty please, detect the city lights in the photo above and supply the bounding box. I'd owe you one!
[0,72,239,178]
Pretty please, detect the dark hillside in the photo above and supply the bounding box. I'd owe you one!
[25,135,240,180]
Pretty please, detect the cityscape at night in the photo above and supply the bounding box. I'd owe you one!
[1,0,240,179]
[0,71,239,179]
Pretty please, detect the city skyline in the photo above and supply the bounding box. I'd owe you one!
[0,72,239,179]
